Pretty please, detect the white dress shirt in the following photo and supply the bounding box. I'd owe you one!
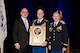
[54,21,59,27]
[21,16,29,32]
[37,18,44,23]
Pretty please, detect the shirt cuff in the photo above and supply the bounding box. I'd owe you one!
[14,43,20,46]
[62,43,68,48]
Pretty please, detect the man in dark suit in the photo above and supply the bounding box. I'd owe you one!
[13,8,31,53]
[47,11,68,53]
[32,8,49,53]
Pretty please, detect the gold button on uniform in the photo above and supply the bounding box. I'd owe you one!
[49,42,51,44]
[53,36,55,38]
[53,33,55,35]
[53,39,55,41]
[54,30,55,32]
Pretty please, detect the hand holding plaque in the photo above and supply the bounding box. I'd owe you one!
[42,41,47,47]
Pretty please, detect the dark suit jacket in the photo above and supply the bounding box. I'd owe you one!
[13,18,31,49]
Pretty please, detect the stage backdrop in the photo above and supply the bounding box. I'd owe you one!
[4,0,80,53]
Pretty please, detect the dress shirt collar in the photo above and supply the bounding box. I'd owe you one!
[54,20,59,26]
[37,18,44,22]
[21,16,28,22]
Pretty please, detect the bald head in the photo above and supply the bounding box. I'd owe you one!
[37,9,44,19]
[20,8,29,18]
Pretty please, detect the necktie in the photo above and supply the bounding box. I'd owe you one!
[54,23,56,27]
[24,19,29,31]
[38,21,41,23]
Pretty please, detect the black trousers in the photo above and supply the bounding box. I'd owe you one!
[15,45,32,53]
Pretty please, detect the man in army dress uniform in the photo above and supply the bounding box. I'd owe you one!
[32,8,49,53]
[47,11,68,53]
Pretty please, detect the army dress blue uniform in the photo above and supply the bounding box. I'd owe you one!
[32,18,49,53]
[47,21,68,53]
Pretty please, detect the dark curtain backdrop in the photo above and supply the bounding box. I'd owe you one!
[4,0,80,53]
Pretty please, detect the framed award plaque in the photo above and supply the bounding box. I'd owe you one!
[29,26,46,46]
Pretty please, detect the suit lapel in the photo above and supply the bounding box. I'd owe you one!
[34,19,41,25]
[56,22,62,27]
[27,20,31,31]
[37,19,44,25]
[19,18,27,32]
[52,22,61,28]
[41,19,44,24]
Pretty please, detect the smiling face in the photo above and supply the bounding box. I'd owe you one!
[20,8,29,18]
[37,9,44,19]
[52,12,60,22]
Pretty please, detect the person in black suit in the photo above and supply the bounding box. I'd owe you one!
[32,8,49,53]
[13,8,31,53]
[47,10,68,53]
